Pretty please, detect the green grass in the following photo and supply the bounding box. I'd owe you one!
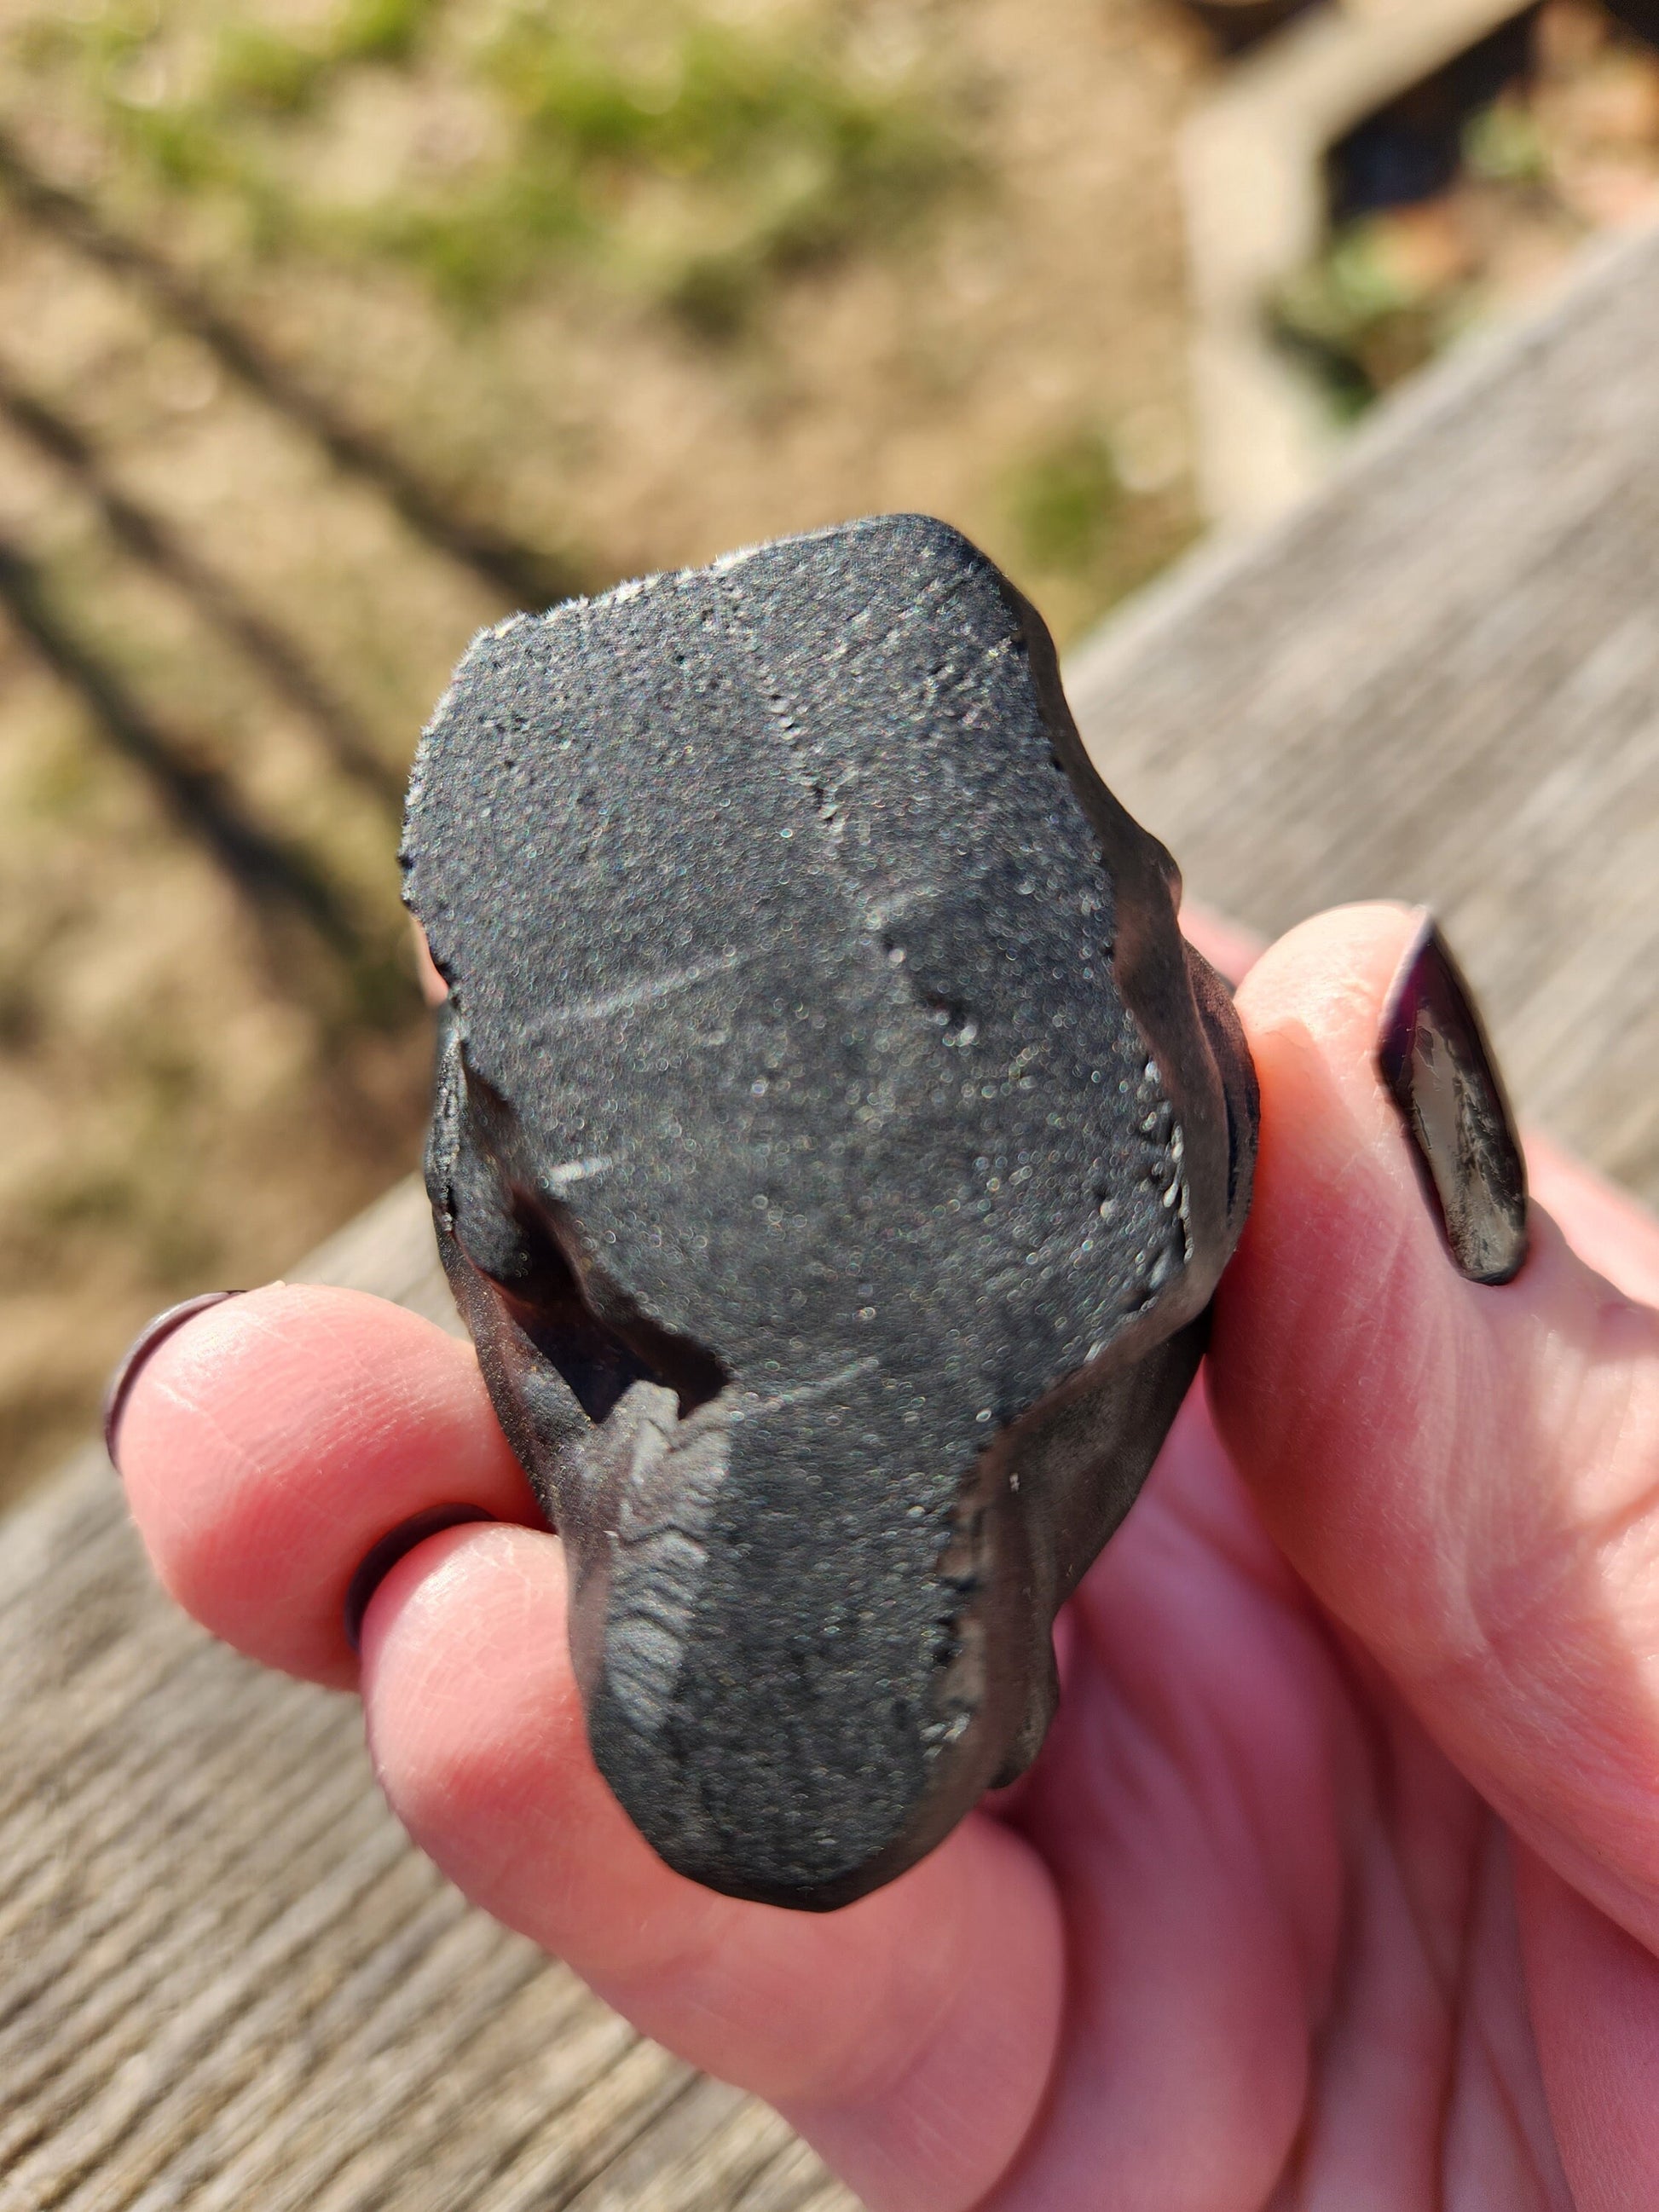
[1275,95,1555,421]
[1004,426,1123,579]
[38,0,969,337]
[1272,212,1471,421]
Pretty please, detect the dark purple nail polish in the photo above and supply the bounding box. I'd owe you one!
[344,1505,498,1653]
[103,1291,243,1467]
[1378,913,1529,1286]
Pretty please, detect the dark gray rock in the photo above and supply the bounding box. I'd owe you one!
[402,513,1257,1911]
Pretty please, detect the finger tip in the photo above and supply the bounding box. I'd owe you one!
[1234,900,1422,1042]
[117,1281,306,1557]
[361,1522,702,1955]
[363,1523,618,1869]
[1208,904,1481,1579]
[118,1283,537,1684]
[1219,902,1432,1312]
[363,1527,1064,2205]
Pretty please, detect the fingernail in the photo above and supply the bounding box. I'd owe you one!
[344,1505,498,1654]
[104,1291,244,1468]
[1378,913,1529,1286]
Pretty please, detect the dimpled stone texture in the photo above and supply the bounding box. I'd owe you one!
[403,513,1257,1910]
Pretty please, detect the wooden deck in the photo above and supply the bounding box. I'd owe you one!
[3,219,1658,2209]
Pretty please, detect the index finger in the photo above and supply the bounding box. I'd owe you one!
[114,1283,540,1687]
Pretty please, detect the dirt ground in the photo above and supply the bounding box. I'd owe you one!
[0,0,1216,1501]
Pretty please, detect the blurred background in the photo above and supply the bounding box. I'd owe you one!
[3,0,1658,1504]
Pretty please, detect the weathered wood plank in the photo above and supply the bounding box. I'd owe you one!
[3,218,1658,2209]
[1070,216,1659,1205]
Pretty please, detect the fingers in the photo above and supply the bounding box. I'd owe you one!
[361,1523,1064,2212]
[1516,1844,1659,2209]
[115,1285,540,1688]
[117,1283,1066,2210]
[1207,903,1659,1951]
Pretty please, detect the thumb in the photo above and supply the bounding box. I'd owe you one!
[1207,903,1659,1954]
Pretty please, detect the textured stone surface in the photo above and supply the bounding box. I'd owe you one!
[402,513,1257,1909]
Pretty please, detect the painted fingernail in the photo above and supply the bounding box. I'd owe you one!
[1378,912,1529,1286]
[344,1505,498,1653]
[104,1291,244,1469]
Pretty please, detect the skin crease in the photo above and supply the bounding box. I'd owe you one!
[113,900,1659,2212]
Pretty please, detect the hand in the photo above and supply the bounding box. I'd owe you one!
[110,904,1659,2209]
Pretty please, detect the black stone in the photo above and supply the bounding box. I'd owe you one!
[402,514,1257,1912]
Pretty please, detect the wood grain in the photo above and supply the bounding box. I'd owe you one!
[3,220,1658,2208]
[1071,217,1659,1207]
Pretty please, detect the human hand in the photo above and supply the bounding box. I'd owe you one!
[109,904,1659,2209]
